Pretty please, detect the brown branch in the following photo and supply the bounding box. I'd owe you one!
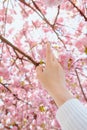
[0,82,33,107]
[19,0,43,19]
[19,0,66,49]
[75,68,87,102]
[69,0,87,21]
[0,35,40,66]
[31,0,65,43]
[53,5,60,26]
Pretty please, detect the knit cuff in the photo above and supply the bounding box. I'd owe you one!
[56,98,87,130]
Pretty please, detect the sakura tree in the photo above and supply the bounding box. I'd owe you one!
[0,0,87,129]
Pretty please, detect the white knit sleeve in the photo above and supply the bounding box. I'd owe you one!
[56,99,87,130]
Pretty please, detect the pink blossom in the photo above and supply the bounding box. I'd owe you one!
[0,67,9,79]
[59,53,74,70]
[7,16,13,24]
[42,0,63,7]
[12,126,18,130]
[75,37,87,53]
[0,0,87,129]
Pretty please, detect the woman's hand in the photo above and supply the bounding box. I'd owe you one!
[36,43,73,107]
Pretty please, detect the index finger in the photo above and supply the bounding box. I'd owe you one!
[46,43,52,65]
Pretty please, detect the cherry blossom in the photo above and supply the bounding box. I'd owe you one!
[42,0,63,7]
[0,0,87,129]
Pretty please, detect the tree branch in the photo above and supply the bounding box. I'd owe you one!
[53,5,60,26]
[0,35,40,66]
[75,68,87,102]
[69,0,87,21]
[0,82,33,107]
[19,0,66,49]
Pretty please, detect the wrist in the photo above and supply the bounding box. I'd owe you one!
[50,88,74,107]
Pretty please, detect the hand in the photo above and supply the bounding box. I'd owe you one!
[36,43,73,107]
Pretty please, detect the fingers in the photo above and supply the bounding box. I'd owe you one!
[46,43,55,66]
[36,65,43,73]
[46,43,51,60]
[36,65,44,79]
[46,43,52,65]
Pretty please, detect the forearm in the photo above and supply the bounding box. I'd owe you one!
[56,90,73,107]
[46,84,73,107]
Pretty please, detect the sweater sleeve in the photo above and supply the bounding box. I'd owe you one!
[56,98,87,130]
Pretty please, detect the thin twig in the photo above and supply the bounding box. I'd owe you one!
[0,82,34,107]
[0,35,40,66]
[75,68,87,102]
[19,0,66,49]
[69,0,87,21]
[53,5,60,26]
